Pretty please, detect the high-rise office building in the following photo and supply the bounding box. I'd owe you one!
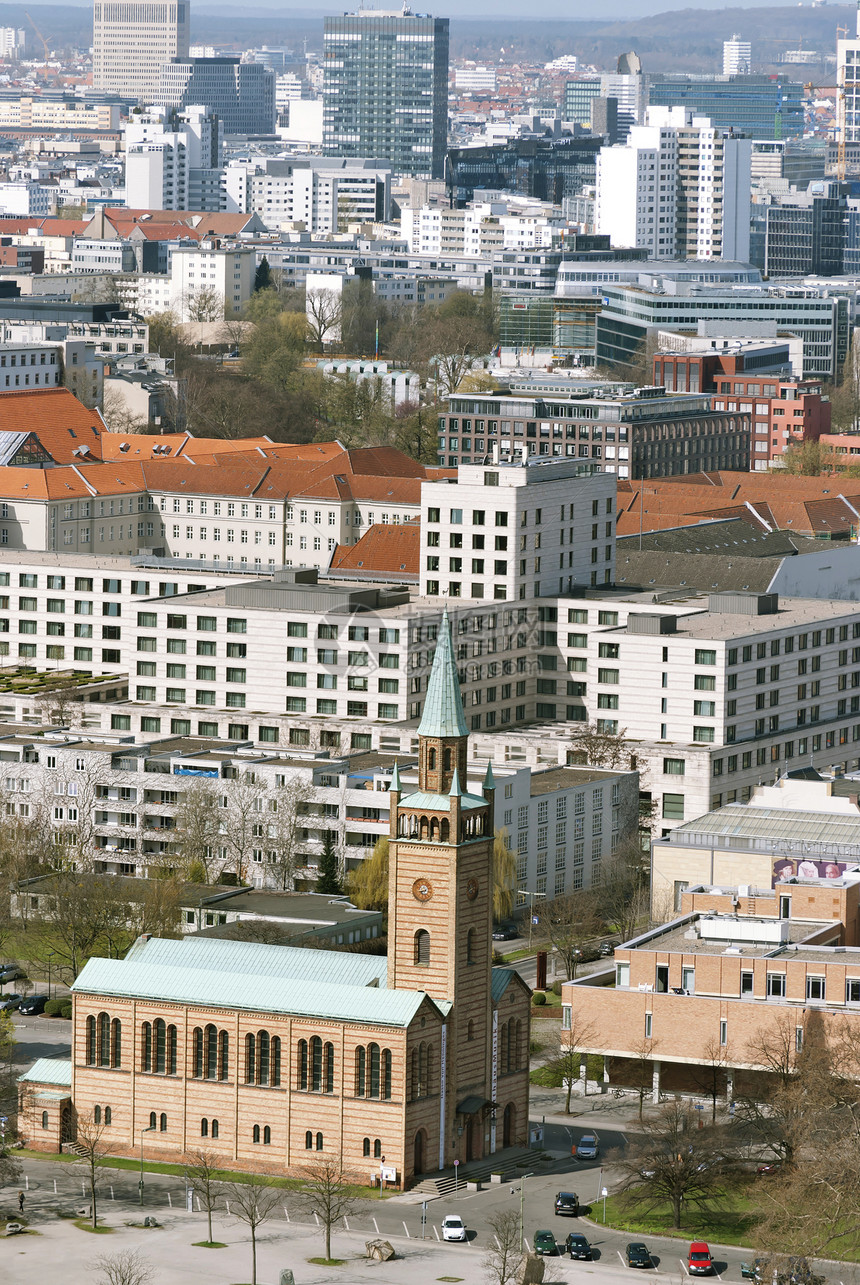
[649,74,804,140]
[322,6,449,180]
[837,10,860,151]
[92,0,189,100]
[722,34,751,76]
[159,58,275,134]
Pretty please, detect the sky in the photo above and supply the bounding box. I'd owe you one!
[16,0,841,12]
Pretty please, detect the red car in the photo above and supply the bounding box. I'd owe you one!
[689,1243,715,1276]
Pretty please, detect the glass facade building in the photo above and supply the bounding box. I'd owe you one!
[648,75,804,140]
[322,9,449,180]
[160,58,275,135]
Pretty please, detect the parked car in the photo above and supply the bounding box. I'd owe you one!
[18,995,47,1015]
[627,1243,654,1268]
[575,1133,599,1160]
[492,925,518,941]
[534,1230,558,1256]
[599,942,616,957]
[566,1233,593,1260]
[0,993,23,1012]
[554,1191,580,1216]
[441,1215,467,1242]
[756,1162,783,1177]
[0,965,24,983]
[689,1243,715,1275]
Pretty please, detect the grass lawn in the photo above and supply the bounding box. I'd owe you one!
[600,1181,760,1247]
[72,1219,114,1234]
[192,1241,227,1248]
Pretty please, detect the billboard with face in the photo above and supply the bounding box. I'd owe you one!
[772,857,846,885]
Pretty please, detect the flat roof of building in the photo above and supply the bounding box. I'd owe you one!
[529,765,626,795]
[665,803,860,852]
[622,915,838,957]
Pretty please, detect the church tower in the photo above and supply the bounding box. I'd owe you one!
[387,610,497,1166]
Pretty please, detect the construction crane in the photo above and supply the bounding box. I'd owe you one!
[24,11,50,80]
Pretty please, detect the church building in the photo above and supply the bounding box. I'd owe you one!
[18,613,531,1186]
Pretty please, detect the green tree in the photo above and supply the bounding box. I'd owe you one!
[348,836,388,910]
[493,828,515,922]
[0,1010,21,1187]
[316,830,342,894]
[780,438,838,476]
[254,256,273,293]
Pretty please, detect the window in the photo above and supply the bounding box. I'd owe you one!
[767,973,786,998]
[741,971,754,996]
[414,929,430,965]
[719,1019,727,1046]
[695,650,717,665]
[807,976,825,1001]
[663,758,685,776]
[662,793,684,820]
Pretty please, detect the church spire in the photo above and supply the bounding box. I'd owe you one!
[417,609,468,739]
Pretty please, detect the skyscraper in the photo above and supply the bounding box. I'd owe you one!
[92,0,190,100]
[322,6,449,180]
[722,34,751,76]
[160,58,275,134]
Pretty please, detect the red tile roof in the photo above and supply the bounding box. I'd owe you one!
[329,522,420,579]
[0,388,105,463]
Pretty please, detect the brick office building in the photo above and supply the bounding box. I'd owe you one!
[564,872,860,1102]
[18,614,531,1186]
[652,346,830,470]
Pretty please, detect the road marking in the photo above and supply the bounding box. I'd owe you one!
[372,1217,379,1235]
[680,1260,690,1276]
[433,1225,439,1241]
[618,1251,627,1267]
[524,1238,532,1253]
[402,1221,410,1238]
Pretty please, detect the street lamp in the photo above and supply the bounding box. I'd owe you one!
[139,1124,155,1205]
[46,951,55,1002]
[519,891,545,950]
[519,1171,534,1253]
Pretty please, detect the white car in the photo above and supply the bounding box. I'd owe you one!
[442,1215,467,1242]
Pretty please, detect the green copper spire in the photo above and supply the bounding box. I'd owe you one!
[390,761,402,793]
[449,766,463,798]
[417,609,468,739]
[483,760,496,790]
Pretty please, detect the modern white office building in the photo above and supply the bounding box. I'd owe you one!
[124,107,223,213]
[595,107,751,261]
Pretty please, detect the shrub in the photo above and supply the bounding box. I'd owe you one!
[532,991,547,1006]
[551,979,563,996]
[44,998,66,1017]
[59,1001,72,1019]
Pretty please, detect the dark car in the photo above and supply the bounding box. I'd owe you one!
[599,942,616,957]
[627,1243,654,1268]
[566,1233,592,1260]
[0,993,23,1012]
[492,925,518,941]
[19,994,47,1015]
[534,1230,558,1256]
[554,1191,579,1216]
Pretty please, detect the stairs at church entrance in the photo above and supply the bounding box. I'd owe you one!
[411,1146,536,1195]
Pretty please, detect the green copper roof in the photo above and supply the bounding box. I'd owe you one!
[417,609,468,739]
[19,1057,72,1088]
[484,761,496,790]
[399,789,488,811]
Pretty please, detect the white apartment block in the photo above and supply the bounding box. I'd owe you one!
[0,318,150,358]
[454,66,497,92]
[402,203,563,258]
[595,107,751,261]
[225,160,390,233]
[0,28,25,58]
[124,107,223,212]
[0,182,54,218]
[316,360,419,410]
[839,15,860,147]
[419,460,616,602]
[169,244,256,321]
[723,36,751,76]
[0,729,636,898]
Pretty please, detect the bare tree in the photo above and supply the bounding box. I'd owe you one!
[691,1037,729,1125]
[74,1113,114,1229]
[493,828,516,922]
[35,674,86,726]
[219,772,268,884]
[182,287,225,322]
[629,1035,660,1121]
[484,1208,523,1285]
[173,778,221,881]
[535,890,603,979]
[615,1100,725,1230]
[0,1010,22,1189]
[266,776,313,890]
[100,385,149,434]
[734,1011,806,1165]
[566,723,629,769]
[225,1174,282,1285]
[40,872,112,980]
[92,1250,154,1285]
[296,1154,361,1262]
[545,1009,598,1113]
[184,1151,224,1245]
[595,839,649,944]
[305,287,342,351]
